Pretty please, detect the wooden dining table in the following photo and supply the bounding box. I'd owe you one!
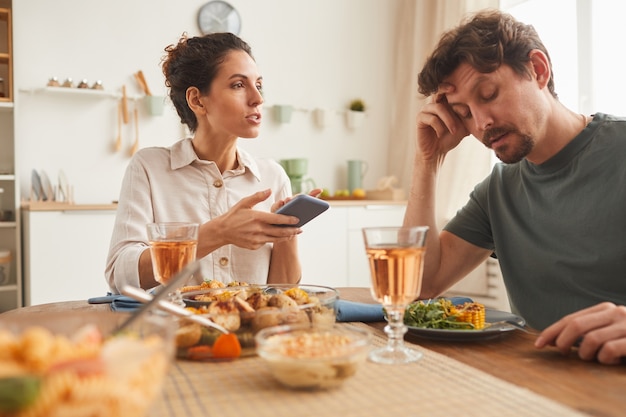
[2,287,624,417]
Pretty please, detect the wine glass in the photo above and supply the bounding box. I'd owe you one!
[147,222,199,306]
[362,226,428,364]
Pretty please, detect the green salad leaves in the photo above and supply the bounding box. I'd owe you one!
[404,299,475,330]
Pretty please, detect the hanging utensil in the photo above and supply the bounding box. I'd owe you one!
[114,100,122,152]
[136,70,152,96]
[121,85,129,124]
[134,71,152,96]
[130,106,139,156]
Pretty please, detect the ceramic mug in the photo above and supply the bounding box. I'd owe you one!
[280,158,308,178]
[347,160,368,192]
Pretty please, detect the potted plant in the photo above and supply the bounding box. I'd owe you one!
[349,99,366,112]
[346,99,366,129]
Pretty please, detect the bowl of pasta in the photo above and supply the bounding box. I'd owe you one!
[175,283,339,361]
[0,310,176,417]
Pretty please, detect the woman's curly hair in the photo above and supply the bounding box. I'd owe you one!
[161,32,253,132]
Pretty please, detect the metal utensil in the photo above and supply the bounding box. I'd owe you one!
[121,285,229,334]
[113,260,204,334]
[486,320,539,335]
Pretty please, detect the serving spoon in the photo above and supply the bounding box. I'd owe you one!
[121,285,229,335]
[113,260,227,335]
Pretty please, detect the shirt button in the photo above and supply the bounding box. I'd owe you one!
[213,180,223,188]
[219,257,229,266]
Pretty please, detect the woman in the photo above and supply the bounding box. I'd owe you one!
[105,32,311,293]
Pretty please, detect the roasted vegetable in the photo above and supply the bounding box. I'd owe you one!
[455,302,486,330]
[212,333,242,359]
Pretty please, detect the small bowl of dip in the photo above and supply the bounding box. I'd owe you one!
[255,323,371,390]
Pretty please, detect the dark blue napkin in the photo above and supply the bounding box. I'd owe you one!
[336,300,384,322]
[88,293,144,312]
[335,296,473,322]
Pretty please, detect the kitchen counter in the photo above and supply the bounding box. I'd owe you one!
[21,201,118,211]
[324,199,407,206]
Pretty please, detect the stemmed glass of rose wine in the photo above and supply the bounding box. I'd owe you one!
[362,226,428,364]
[147,222,199,306]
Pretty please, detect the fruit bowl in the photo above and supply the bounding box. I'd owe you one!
[175,284,339,361]
[255,323,371,390]
[0,310,176,417]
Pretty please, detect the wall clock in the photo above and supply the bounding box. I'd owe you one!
[197,1,242,35]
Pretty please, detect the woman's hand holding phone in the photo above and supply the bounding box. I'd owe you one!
[274,194,329,227]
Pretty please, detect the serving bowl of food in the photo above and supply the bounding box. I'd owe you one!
[175,283,339,361]
[0,310,176,417]
[255,323,371,390]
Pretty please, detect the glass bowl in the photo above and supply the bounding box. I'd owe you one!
[176,284,339,360]
[255,323,371,390]
[0,310,176,417]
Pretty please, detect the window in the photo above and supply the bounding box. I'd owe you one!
[501,0,580,111]
[503,0,626,116]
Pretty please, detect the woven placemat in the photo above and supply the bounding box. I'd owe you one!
[151,323,589,417]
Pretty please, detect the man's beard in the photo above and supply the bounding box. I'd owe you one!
[482,127,534,164]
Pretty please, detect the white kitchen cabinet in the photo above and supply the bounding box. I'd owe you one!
[22,206,116,305]
[298,202,406,288]
[297,204,349,287]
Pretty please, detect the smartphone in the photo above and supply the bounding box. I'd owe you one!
[275,194,330,227]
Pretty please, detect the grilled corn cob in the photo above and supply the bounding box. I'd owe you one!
[455,302,486,329]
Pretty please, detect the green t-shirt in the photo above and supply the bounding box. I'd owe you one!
[445,113,626,329]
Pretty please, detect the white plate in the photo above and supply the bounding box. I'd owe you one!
[58,169,69,201]
[40,170,54,202]
[31,169,43,201]
[406,309,526,341]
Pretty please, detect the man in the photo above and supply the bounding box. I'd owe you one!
[405,9,626,365]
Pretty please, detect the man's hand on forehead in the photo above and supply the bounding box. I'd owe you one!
[433,82,455,104]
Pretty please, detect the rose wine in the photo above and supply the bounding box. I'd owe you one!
[366,245,426,306]
[149,240,197,284]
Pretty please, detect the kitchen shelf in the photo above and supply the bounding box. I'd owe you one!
[21,201,117,211]
[0,8,12,102]
[0,4,19,313]
[19,86,140,100]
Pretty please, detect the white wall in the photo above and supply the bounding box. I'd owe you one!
[12,0,399,203]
